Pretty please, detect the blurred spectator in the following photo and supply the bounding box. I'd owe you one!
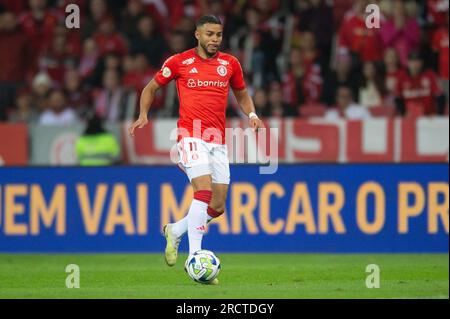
[19,0,59,62]
[173,15,197,49]
[380,0,421,67]
[82,0,109,39]
[39,89,78,125]
[122,54,136,81]
[93,15,128,58]
[395,51,446,116]
[254,0,280,20]
[121,0,146,38]
[321,53,359,106]
[297,32,323,102]
[78,38,100,79]
[231,6,282,87]
[358,61,387,108]
[30,72,52,112]
[104,53,122,71]
[129,15,168,69]
[382,48,403,106]
[325,85,371,120]
[88,52,122,88]
[332,0,355,29]
[75,114,120,166]
[38,26,78,85]
[427,0,449,28]
[267,82,298,117]
[283,44,323,108]
[8,89,39,123]
[0,0,27,15]
[94,69,128,121]
[164,0,203,29]
[0,11,30,120]
[295,0,333,66]
[64,69,91,118]
[203,0,227,24]
[122,53,165,112]
[337,0,384,63]
[283,48,304,108]
[253,87,271,117]
[123,54,155,94]
[168,30,189,54]
[431,13,449,100]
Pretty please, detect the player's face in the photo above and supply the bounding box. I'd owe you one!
[196,23,223,57]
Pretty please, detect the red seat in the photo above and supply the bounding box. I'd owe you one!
[299,103,328,118]
[369,105,395,117]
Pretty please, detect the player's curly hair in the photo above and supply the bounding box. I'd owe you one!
[196,15,222,28]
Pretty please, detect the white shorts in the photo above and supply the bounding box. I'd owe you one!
[177,137,230,184]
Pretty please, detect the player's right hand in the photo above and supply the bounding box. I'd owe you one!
[129,116,148,137]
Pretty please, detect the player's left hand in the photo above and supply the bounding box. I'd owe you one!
[249,117,264,132]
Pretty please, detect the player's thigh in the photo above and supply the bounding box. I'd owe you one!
[177,137,212,185]
[209,144,230,185]
[210,183,229,212]
[191,175,213,192]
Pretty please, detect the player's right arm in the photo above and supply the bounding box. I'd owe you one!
[129,79,160,137]
[129,55,179,137]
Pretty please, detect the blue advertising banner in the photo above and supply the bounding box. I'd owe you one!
[0,164,448,253]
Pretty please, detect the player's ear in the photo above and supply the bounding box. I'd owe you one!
[195,29,200,40]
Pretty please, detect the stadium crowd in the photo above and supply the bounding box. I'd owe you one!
[0,0,448,125]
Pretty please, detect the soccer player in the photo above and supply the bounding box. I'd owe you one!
[395,51,446,116]
[129,15,264,280]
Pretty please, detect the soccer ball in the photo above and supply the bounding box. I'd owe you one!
[184,250,221,284]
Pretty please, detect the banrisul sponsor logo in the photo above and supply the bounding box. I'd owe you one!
[187,79,227,88]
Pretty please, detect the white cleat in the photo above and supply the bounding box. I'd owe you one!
[207,278,219,285]
[163,224,181,266]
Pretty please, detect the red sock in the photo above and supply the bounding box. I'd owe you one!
[194,190,212,204]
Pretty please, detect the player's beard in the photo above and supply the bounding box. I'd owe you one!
[200,42,218,58]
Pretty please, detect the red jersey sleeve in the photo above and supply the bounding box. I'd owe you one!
[230,58,246,90]
[154,55,180,86]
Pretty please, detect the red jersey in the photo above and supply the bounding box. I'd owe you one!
[338,15,384,62]
[396,69,443,115]
[282,63,323,105]
[432,27,449,80]
[154,48,246,144]
[93,32,128,57]
[385,69,402,94]
[19,11,59,54]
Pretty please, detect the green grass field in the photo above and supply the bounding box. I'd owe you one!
[0,253,447,299]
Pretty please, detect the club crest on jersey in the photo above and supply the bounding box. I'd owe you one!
[162,67,172,78]
[217,65,227,76]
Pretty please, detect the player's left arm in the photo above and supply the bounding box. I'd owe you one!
[229,57,264,131]
[232,88,265,132]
